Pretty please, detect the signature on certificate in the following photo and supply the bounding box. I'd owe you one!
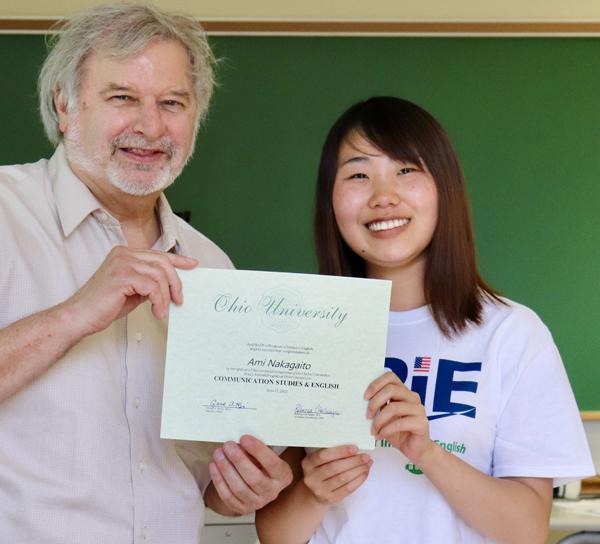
[294,403,341,419]
[203,399,257,413]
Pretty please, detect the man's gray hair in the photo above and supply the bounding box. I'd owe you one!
[38,2,216,145]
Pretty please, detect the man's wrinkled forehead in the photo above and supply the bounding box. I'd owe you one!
[76,39,195,96]
[78,37,193,83]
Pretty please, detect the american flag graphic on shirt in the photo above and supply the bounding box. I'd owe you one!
[414,356,432,373]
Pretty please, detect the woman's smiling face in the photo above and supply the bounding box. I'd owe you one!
[332,132,439,279]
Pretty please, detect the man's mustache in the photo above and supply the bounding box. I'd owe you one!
[111,135,175,158]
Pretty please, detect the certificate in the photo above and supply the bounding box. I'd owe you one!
[161,269,391,449]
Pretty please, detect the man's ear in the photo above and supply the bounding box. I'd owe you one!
[54,90,69,134]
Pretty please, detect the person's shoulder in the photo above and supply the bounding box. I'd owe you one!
[481,295,554,347]
[175,217,234,269]
[0,156,51,200]
[483,296,544,323]
[0,156,50,183]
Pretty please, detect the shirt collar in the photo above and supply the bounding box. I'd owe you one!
[50,144,103,238]
[154,194,188,255]
[50,144,187,253]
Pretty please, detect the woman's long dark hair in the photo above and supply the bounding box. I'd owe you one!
[314,97,501,336]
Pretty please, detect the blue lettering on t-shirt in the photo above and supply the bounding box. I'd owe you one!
[384,357,408,383]
[430,359,482,421]
[385,357,428,404]
[384,356,482,421]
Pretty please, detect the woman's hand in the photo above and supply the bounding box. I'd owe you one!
[365,372,434,464]
[301,445,372,505]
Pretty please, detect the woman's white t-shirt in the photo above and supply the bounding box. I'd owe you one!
[309,299,594,544]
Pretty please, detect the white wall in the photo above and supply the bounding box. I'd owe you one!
[2,0,600,20]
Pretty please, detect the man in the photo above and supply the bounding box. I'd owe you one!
[0,4,291,542]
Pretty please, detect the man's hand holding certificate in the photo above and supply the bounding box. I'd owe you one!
[161,269,391,449]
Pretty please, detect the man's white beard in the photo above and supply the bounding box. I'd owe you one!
[63,117,195,196]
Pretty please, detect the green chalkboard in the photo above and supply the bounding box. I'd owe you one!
[1,34,599,409]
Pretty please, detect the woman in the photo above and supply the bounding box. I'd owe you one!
[255,97,594,543]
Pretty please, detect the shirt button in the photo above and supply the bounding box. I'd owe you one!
[138,462,145,473]
[134,397,141,408]
[135,332,143,343]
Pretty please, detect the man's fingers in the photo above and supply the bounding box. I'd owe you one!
[158,252,197,305]
[137,251,197,305]
[145,284,167,320]
[211,437,294,511]
[68,246,198,335]
[120,274,164,319]
[165,252,198,269]
[220,441,273,495]
[208,462,248,515]
[117,248,197,308]
[238,435,292,485]
[129,260,172,316]
[213,447,261,506]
